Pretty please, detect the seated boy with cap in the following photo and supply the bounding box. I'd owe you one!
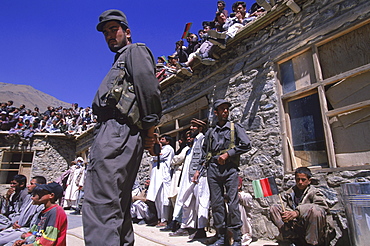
[13,182,67,246]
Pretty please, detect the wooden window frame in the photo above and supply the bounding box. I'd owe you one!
[158,97,208,150]
[0,151,34,184]
[276,21,370,171]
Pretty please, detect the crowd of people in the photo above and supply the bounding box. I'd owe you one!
[155,1,267,81]
[129,99,331,246]
[128,99,256,246]
[0,174,67,246]
[0,155,89,245]
[0,2,332,245]
[0,100,96,143]
[0,143,331,246]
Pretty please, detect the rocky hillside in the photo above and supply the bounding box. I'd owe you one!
[0,82,70,111]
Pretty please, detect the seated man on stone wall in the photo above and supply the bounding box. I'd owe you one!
[270,167,328,246]
[223,1,256,41]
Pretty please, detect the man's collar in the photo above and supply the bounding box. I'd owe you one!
[293,184,310,194]
[216,120,231,129]
[114,44,131,62]
[195,132,204,139]
[117,43,131,54]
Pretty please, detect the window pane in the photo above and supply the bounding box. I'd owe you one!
[22,153,34,163]
[11,153,22,162]
[179,113,199,128]
[326,70,370,110]
[0,171,18,184]
[288,93,328,167]
[318,22,370,79]
[159,122,174,134]
[280,51,316,94]
[280,60,296,93]
[330,107,370,167]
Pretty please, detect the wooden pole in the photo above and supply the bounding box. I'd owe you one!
[278,193,286,212]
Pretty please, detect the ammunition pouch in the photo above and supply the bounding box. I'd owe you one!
[206,122,240,166]
[104,61,141,128]
[209,150,240,166]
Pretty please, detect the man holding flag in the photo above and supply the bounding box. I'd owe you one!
[270,167,328,246]
[193,99,252,246]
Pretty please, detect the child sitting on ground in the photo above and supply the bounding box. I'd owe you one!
[12,182,67,246]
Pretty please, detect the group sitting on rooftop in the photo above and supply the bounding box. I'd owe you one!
[155,1,268,81]
[0,100,96,142]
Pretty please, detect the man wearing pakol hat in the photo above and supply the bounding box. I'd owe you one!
[193,99,252,246]
[83,9,161,246]
[169,118,210,239]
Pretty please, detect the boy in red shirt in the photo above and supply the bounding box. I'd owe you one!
[13,182,67,246]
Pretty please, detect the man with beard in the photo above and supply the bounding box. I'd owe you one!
[83,9,161,246]
[170,118,209,239]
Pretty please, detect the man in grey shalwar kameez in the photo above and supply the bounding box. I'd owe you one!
[0,176,46,246]
[82,9,161,246]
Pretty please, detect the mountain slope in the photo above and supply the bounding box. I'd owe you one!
[0,82,71,111]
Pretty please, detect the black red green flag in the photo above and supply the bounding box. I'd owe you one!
[181,23,192,39]
[252,176,279,198]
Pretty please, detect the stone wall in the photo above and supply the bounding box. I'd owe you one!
[30,136,76,180]
[152,0,370,244]
[0,133,76,194]
[0,0,366,244]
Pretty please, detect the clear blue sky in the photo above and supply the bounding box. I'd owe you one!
[0,0,255,109]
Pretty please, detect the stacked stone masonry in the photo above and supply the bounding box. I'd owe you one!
[0,134,76,194]
[0,1,369,245]
[156,0,370,244]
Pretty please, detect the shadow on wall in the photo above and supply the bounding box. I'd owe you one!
[240,68,264,130]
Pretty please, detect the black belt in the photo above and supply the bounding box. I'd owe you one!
[97,108,128,124]
[210,156,237,167]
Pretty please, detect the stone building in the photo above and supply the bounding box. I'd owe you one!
[0,0,369,244]
[155,0,370,244]
[0,131,92,194]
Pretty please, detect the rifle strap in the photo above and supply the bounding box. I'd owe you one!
[207,122,236,157]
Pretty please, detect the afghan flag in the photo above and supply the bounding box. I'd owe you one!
[252,177,279,198]
[160,55,168,64]
[181,22,192,39]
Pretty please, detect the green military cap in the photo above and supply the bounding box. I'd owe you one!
[96,9,129,32]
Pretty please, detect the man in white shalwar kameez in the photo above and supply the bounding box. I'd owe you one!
[146,135,174,226]
[170,119,210,239]
[161,132,194,232]
[238,176,253,246]
[131,180,155,224]
[168,132,192,206]
[63,157,85,209]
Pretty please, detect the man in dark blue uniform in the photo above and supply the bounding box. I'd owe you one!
[194,99,251,246]
[82,9,161,246]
